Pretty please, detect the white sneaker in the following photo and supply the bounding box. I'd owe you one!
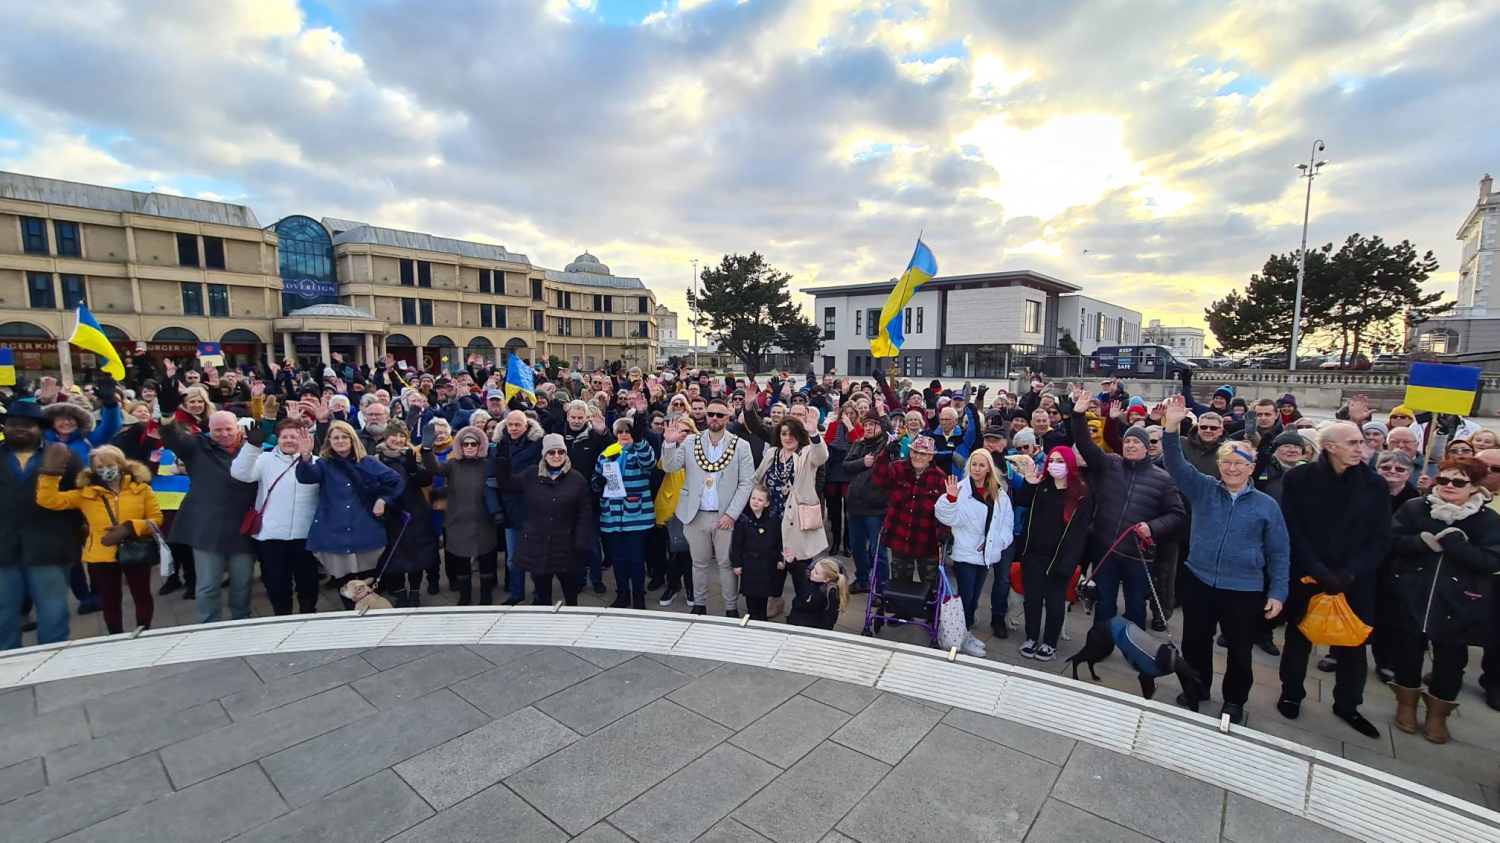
[965,632,987,654]
[1019,639,1038,658]
[1034,644,1056,662]
[959,635,986,658]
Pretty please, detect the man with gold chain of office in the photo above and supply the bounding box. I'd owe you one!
[661,396,756,617]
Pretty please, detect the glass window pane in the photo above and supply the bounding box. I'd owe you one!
[176,233,199,267]
[400,259,415,286]
[21,217,49,254]
[54,221,81,257]
[60,274,87,309]
[402,298,416,324]
[419,300,433,325]
[182,283,204,316]
[28,272,55,308]
[203,236,226,270]
[208,284,229,317]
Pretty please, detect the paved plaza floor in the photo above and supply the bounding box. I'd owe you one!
[25,561,1500,814]
[0,641,1402,843]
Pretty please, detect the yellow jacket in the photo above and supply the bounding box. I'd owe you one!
[37,465,163,563]
[656,460,686,526]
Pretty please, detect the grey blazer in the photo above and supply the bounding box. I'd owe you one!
[661,431,756,523]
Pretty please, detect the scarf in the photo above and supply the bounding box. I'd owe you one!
[1426,490,1489,525]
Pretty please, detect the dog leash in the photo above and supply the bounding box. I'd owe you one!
[370,510,412,591]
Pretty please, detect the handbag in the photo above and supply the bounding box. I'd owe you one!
[100,495,159,568]
[665,517,690,553]
[797,502,824,531]
[241,460,297,536]
[936,566,968,651]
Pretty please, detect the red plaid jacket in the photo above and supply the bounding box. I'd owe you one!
[873,445,948,559]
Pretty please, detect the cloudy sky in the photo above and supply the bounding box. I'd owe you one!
[2,0,1496,338]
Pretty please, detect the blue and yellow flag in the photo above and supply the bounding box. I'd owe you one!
[68,305,125,380]
[0,348,14,387]
[1405,362,1481,416]
[152,449,191,511]
[871,238,938,358]
[504,352,535,404]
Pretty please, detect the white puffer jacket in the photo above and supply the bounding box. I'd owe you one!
[230,446,320,540]
[935,479,1014,567]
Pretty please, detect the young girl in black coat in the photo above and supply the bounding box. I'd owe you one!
[788,557,851,629]
[732,486,783,621]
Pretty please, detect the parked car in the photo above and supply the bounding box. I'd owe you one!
[1371,354,1404,370]
[1089,344,1198,379]
[1318,353,1371,370]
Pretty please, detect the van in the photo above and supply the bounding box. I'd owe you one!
[1088,345,1198,379]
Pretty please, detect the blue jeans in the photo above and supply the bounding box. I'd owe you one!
[952,562,988,630]
[1091,550,1148,628]
[505,528,525,602]
[846,513,887,586]
[195,551,255,623]
[605,529,648,594]
[991,543,1015,628]
[0,565,71,649]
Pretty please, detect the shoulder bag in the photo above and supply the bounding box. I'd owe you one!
[241,460,298,536]
[101,494,160,568]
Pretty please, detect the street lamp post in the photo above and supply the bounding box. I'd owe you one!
[1289,139,1328,371]
[690,258,700,368]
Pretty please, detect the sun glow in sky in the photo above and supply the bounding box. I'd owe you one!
[0,0,1495,334]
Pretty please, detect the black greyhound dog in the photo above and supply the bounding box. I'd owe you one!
[1065,617,1208,704]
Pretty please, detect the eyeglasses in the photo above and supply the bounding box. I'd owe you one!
[1450,447,1475,455]
[1148,439,1161,445]
[545,449,566,457]
[1378,463,1411,473]
[1197,425,1221,432]
[1433,476,1473,487]
[705,411,729,419]
[461,442,482,448]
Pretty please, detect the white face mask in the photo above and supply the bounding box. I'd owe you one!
[97,466,121,482]
[1046,462,1068,479]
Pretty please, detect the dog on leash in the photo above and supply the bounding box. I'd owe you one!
[340,578,393,615]
[1065,617,1207,704]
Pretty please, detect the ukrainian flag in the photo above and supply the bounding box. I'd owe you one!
[504,352,535,405]
[68,305,125,380]
[1404,362,1481,416]
[871,238,938,358]
[0,348,14,387]
[152,449,191,511]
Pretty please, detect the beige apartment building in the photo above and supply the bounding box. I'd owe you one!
[0,171,657,380]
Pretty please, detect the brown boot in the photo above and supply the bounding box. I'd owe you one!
[1389,684,1421,734]
[1421,692,1458,744]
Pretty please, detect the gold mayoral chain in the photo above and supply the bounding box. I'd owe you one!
[694,433,737,488]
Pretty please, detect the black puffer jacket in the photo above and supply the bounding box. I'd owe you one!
[496,458,592,577]
[1383,496,1500,644]
[1280,456,1392,621]
[731,507,784,598]
[842,436,889,517]
[1069,412,1185,551]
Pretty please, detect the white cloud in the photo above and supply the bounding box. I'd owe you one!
[959,113,1141,220]
[0,132,161,186]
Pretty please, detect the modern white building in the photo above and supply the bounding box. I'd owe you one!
[1143,319,1206,357]
[1058,295,1142,355]
[807,270,1083,378]
[1416,173,1500,355]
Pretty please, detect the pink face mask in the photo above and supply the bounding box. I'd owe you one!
[1047,461,1068,478]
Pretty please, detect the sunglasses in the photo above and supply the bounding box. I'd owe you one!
[545,449,566,456]
[1149,439,1161,445]
[1450,448,1475,455]
[1378,463,1410,473]
[461,441,483,448]
[705,411,729,419]
[1197,425,1221,432]
[1433,476,1473,487]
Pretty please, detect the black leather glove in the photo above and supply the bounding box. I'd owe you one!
[1315,569,1345,594]
[247,424,267,448]
[1331,568,1357,592]
[95,375,118,408]
[492,512,507,526]
[421,420,438,448]
[885,439,903,460]
[871,367,886,385]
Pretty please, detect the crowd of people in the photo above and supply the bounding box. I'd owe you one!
[1,353,1497,745]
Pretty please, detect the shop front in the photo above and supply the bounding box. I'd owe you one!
[0,321,199,380]
[272,304,390,371]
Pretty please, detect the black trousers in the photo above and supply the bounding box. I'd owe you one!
[532,573,583,607]
[445,550,498,601]
[1387,627,1469,701]
[1178,569,1264,706]
[1480,601,1500,692]
[745,595,769,621]
[257,538,320,615]
[1279,581,1367,711]
[1020,560,1068,647]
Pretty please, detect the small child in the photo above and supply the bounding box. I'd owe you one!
[731,486,783,621]
[788,557,851,630]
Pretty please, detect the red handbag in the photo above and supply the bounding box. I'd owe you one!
[240,461,296,536]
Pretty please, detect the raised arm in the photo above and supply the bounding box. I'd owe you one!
[1067,389,1106,467]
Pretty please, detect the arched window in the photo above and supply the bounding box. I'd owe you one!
[153,327,199,342]
[221,329,263,343]
[273,215,336,315]
[0,321,52,338]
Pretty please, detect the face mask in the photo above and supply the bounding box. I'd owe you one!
[97,466,121,482]
[1047,462,1068,479]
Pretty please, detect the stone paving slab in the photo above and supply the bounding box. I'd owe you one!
[4,639,1497,843]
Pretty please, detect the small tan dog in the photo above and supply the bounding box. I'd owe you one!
[340,578,393,615]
